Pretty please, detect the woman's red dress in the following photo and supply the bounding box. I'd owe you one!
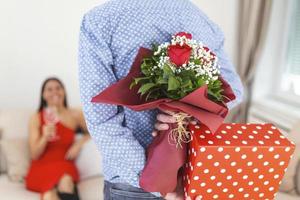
[25,110,79,193]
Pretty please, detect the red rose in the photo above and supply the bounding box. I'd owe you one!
[175,32,192,39]
[168,44,192,67]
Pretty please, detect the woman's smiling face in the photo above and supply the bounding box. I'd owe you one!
[42,80,65,107]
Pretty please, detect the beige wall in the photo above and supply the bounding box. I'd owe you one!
[0,0,239,109]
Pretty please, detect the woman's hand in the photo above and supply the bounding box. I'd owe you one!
[65,143,81,160]
[41,124,56,141]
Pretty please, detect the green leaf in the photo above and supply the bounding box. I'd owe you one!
[141,59,154,76]
[144,58,153,65]
[130,77,151,89]
[153,56,160,63]
[129,81,137,89]
[157,76,168,84]
[182,79,193,88]
[207,87,224,102]
[194,59,201,65]
[134,77,150,84]
[163,64,174,76]
[180,70,193,77]
[196,78,205,87]
[145,88,159,101]
[168,76,180,91]
[152,44,159,51]
[138,83,156,96]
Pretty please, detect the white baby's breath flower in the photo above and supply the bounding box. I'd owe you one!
[212,76,219,81]
[153,35,220,85]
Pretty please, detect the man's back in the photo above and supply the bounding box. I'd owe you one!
[78,0,243,193]
[82,0,225,80]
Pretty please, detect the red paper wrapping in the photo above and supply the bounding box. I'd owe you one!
[91,47,236,195]
[184,123,295,200]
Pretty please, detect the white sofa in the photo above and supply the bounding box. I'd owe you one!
[0,108,104,200]
[0,108,299,200]
[0,175,103,200]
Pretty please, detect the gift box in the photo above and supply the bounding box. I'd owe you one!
[183,123,295,200]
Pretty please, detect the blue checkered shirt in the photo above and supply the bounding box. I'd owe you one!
[78,0,243,192]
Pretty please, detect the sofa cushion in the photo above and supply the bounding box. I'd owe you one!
[75,136,103,180]
[0,109,32,173]
[78,176,104,200]
[0,138,30,182]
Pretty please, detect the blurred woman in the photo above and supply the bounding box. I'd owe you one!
[25,77,90,200]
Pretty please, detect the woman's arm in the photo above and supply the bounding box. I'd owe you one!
[74,108,91,145]
[28,113,53,160]
[77,108,90,132]
[64,108,91,160]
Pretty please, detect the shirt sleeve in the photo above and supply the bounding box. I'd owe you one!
[214,39,244,109]
[78,13,146,187]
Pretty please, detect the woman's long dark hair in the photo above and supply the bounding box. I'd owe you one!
[38,77,68,112]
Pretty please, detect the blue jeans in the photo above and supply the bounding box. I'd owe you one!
[104,181,164,200]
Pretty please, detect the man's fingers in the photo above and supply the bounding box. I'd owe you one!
[164,192,177,200]
[175,195,184,200]
[185,195,202,200]
[190,120,198,125]
[157,113,176,123]
[154,123,169,131]
[159,109,176,115]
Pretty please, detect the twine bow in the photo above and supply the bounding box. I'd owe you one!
[164,110,193,148]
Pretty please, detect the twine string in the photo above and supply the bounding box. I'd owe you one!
[164,110,193,148]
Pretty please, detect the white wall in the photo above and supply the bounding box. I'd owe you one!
[0,0,239,109]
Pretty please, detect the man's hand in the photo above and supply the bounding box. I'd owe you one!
[151,112,176,137]
[165,192,183,200]
[153,112,202,200]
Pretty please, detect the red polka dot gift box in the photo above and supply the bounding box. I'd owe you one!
[183,123,295,200]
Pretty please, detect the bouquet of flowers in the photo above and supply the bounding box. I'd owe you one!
[91,32,236,195]
[130,32,224,103]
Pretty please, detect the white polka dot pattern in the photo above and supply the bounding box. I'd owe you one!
[78,0,244,189]
[183,123,295,199]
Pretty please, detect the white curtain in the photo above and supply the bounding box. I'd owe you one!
[228,0,273,123]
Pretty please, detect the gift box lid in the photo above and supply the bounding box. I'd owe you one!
[189,123,295,148]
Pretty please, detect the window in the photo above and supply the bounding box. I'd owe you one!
[250,0,300,128]
[280,0,300,96]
